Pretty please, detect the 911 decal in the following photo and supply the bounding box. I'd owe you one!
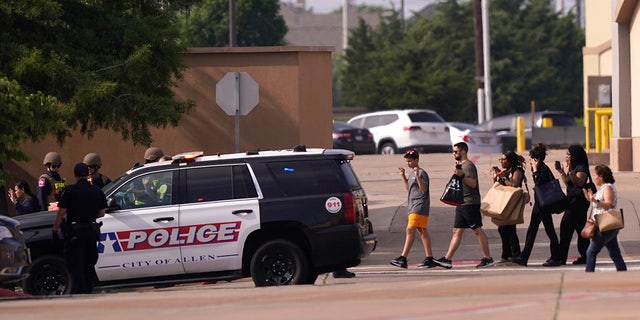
[98,221,241,254]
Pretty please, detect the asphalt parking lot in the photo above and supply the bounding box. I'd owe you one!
[2,149,640,320]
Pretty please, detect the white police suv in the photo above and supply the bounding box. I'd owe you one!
[16,148,376,295]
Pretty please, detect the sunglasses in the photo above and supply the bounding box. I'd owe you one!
[51,164,61,169]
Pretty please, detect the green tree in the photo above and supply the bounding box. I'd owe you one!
[0,0,197,185]
[340,0,584,122]
[178,0,287,47]
[341,11,406,109]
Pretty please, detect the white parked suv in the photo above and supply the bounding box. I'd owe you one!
[347,109,451,154]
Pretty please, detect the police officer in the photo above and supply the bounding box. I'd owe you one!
[37,151,66,211]
[83,153,112,189]
[53,163,107,294]
[144,147,164,163]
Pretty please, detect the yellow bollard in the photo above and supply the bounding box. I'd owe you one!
[516,116,525,152]
[601,115,609,150]
[541,118,553,128]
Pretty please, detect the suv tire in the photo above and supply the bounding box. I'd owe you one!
[23,255,71,295]
[379,142,397,155]
[250,240,309,287]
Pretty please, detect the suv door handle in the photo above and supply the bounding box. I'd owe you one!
[232,209,253,215]
[153,217,175,223]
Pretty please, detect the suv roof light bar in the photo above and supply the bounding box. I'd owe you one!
[172,151,204,162]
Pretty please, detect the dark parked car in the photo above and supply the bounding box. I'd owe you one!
[0,215,30,286]
[332,121,376,154]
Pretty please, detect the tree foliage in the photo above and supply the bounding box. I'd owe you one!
[0,0,197,175]
[178,0,287,47]
[340,0,584,122]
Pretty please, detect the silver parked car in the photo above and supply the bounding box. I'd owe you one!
[347,109,451,154]
[447,122,502,154]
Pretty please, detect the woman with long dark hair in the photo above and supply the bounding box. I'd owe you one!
[491,151,525,262]
[556,145,591,265]
[7,180,40,215]
[514,143,562,266]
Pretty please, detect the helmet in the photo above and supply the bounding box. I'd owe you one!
[144,147,164,162]
[83,153,102,167]
[43,152,62,165]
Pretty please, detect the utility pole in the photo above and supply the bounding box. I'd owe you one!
[342,0,349,50]
[482,0,492,121]
[229,0,236,47]
[400,0,405,30]
[472,0,485,124]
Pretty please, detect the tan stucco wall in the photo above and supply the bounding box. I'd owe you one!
[629,5,640,138]
[3,46,334,215]
[610,0,640,171]
[586,0,612,47]
[583,0,612,109]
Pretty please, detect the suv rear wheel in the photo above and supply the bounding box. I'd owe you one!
[250,240,309,286]
[22,255,71,295]
[379,142,397,155]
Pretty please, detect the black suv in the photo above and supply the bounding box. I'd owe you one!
[15,148,376,295]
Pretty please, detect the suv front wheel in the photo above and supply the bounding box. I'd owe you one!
[379,142,397,155]
[22,255,71,295]
[250,240,309,286]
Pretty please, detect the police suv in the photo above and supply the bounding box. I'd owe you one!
[16,148,376,295]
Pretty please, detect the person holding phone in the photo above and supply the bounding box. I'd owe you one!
[491,151,525,263]
[556,145,591,265]
[514,142,562,267]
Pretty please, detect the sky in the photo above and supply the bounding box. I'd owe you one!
[292,0,433,17]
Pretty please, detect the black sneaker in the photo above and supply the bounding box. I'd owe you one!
[332,269,356,278]
[417,257,438,269]
[542,260,563,267]
[512,257,527,266]
[476,257,495,269]
[572,257,586,265]
[390,256,408,268]
[434,257,453,269]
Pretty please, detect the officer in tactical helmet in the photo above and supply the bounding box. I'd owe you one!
[37,152,66,211]
[83,153,112,189]
[144,147,164,163]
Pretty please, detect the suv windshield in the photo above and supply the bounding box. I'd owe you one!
[408,112,445,123]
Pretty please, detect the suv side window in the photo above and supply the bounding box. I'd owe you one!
[113,171,174,209]
[267,160,346,196]
[362,116,378,128]
[185,165,257,203]
[379,114,398,126]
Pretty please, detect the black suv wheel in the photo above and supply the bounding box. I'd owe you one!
[250,240,309,286]
[22,255,71,295]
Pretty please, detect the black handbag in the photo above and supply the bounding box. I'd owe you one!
[533,170,569,213]
[440,174,464,206]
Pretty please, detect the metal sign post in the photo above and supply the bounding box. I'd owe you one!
[216,72,259,152]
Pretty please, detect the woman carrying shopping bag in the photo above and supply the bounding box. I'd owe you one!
[583,164,627,272]
[490,151,526,263]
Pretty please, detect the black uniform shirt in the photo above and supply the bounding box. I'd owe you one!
[58,179,107,225]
